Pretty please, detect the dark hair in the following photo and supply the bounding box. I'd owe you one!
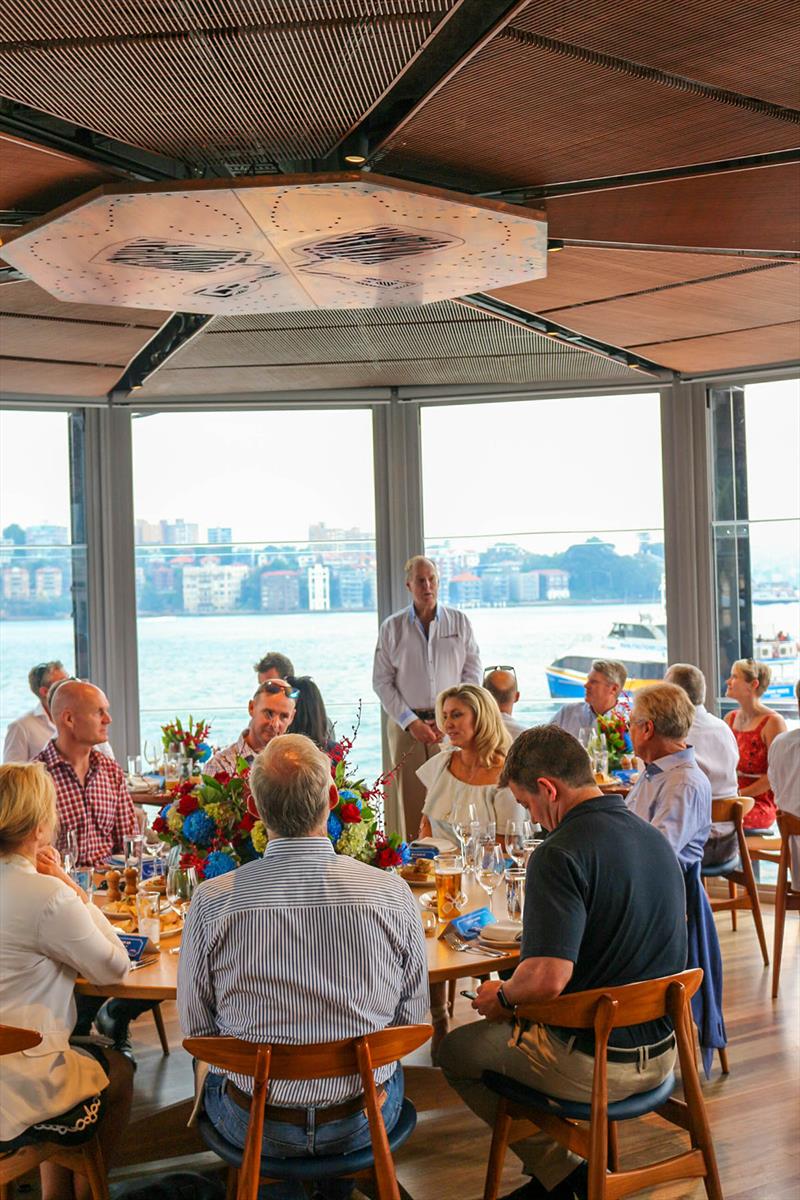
[500,725,594,791]
[286,676,330,750]
[253,651,295,678]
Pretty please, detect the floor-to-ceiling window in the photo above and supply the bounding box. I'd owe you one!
[0,409,88,749]
[711,377,800,717]
[131,408,381,779]
[420,391,665,723]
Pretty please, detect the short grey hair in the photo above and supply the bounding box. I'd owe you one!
[28,660,64,698]
[249,734,331,838]
[404,554,438,582]
[632,683,695,740]
[591,659,627,690]
[665,663,706,706]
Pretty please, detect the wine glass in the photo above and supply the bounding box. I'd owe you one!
[505,820,525,867]
[166,865,197,921]
[63,828,79,874]
[143,739,163,775]
[452,799,478,862]
[476,843,505,914]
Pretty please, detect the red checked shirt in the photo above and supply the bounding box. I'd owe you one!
[36,739,138,867]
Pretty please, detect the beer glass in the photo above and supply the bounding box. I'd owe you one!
[434,854,464,921]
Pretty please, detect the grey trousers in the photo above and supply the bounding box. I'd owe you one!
[386,719,440,840]
[439,1018,676,1191]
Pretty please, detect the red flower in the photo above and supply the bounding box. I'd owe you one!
[239,811,256,833]
[152,816,167,833]
[340,803,361,824]
[180,850,206,880]
[375,844,398,869]
[328,743,344,764]
[177,793,199,815]
[213,770,232,786]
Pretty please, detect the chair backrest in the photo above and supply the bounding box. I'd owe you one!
[777,810,800,838]
[514,969,702,1033]
[0,1023,42,1056]
[711,796,754,823]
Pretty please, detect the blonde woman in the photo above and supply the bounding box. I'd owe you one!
[416,684,528,841]
[0,762,132,1200]
[725,659,787,830]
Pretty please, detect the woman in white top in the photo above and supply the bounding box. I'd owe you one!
[0,762,132,1200]
[416,684,528,842]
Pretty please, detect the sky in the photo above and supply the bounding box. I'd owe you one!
[0,379,798,551]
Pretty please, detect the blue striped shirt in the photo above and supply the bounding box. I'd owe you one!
[177,837,429,1105]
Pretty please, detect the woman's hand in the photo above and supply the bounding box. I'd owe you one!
[36,847,88,902]
[418,815,432,840]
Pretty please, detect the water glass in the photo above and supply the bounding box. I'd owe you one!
[70,866,94,899]
[421,909,438,938]
[63,828,79,874]
[476,844,505,914]
[433,854,464,921]
[505,820,525,867]
[505,867,526,922]
[124,834,144,871]
[136,888,162,946]
[127,754,143,777]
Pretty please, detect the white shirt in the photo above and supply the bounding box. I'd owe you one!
[688,704,740,839]
[768,728,800,882]
[3,704,55,763]
[417,748,528,842]
[501,711,529,740]
[373,603,481,729]
[0,855,130,1140]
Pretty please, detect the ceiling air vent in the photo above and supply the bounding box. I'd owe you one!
[299,225,458,266]
[105,239,258,273]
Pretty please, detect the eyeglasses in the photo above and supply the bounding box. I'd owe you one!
[261,680,300,700]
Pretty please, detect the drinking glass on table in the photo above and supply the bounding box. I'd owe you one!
[63,828,79,874]
[433,854,464,921]
[476,843,505,915]
[136,887,162,947]
[166,865,197,919]
[124,833,144,872]
[505,867,526,922]
[126,754,143,778]
[452,800,478,863]
[143,740,163,775]
[70,865,94,900]
[505,820,525,867]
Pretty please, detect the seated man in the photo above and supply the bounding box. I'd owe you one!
[484,666,528,740]
[253,650,295,686]
[550,659,627,741]
[178,733,428,1199]
[205,680,296,775]
[3,659,68,762]
[439,726,686,1200]
[664,663,739,866]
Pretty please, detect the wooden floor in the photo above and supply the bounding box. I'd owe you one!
[19,905,800,1198]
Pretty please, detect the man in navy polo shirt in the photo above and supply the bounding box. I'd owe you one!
[439,725,687,1200]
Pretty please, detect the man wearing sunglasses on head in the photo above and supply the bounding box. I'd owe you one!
[205,680,297,776]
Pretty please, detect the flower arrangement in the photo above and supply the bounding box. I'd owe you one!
[596,708,633,771]
[152,758,263,880]
[161,715,212,764]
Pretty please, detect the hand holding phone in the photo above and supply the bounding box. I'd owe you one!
[459,989,478,1001]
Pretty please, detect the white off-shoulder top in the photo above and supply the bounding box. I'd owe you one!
[417,748,529,841]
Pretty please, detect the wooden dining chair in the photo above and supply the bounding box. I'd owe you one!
[480,969,722,1200]
[701,796,770,965]
[0,1024,109,1200]
[767,810,800,999]
[185,1023,432,1200]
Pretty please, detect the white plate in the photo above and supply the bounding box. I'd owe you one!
[480,920,523,945]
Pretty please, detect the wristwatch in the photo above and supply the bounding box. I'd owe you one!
[497,985,515,1013]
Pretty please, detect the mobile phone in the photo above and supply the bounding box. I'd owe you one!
[459,989,478,1000]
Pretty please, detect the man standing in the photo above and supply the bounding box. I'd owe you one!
[373,555,481,835]
[550,659,627,741]
[35,680,137,866]
[439,726,686,1200]
[178,734,428,1199]
[205,680,296,775]
[3,660,68,762]
[664,663,739,866]
[484,666,527,740]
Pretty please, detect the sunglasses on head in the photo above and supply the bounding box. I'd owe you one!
[262,680,300,700]
[484,664,516,678]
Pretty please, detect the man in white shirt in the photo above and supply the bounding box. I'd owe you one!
[373,555,481,837]
[550,659,627,741]
[3,660,68,762]
[768,681,800,882]
[484,666,528,740]
[665,663,740,867]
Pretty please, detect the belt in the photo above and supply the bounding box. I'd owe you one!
[225,1080,386,1126]
[550,1030,676,1063]
[414,709,437,722]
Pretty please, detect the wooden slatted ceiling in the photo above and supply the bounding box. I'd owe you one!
[0,133,122,214]
[0,281,168,327]
[374,28,799,190]
[546,164,800,255]
[634,323,800,372]
[0,359,124,396]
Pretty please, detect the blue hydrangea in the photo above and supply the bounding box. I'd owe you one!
[203,850,237,878]
[622,731,633,752]
[196,741,212,763]
[327,811,343,842]
[181,808,216,846]
[339,789,361,806]
[158,802,172,821]
[398,842,412,865]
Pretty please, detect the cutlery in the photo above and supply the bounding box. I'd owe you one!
[129,955,159,971]
[441,927,506,958]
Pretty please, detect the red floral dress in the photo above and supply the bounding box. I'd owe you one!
[725,713,776,829]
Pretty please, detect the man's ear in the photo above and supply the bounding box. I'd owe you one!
[514,691,520,703]
[328,782,339,811]
[248,699,255,718]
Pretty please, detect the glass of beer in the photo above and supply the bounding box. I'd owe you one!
[434,854,464,921]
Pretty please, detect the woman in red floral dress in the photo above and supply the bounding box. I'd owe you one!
[725,658,787,830]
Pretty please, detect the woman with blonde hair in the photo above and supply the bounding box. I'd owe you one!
[725,658,787,830]
[416,684,528,841]
[0,762,132,1199]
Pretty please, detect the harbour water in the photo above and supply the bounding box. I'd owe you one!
[1,599,797,782]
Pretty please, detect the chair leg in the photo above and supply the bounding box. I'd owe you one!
[0,1183,13,1200]
[152,1002,170,1056]
[772,861,789,1000]
[607,1121,619,1172]
[718,1046,730,1075]
[79,1137,110,1200]
[738,843,770,967]
[727,879,738,930]
[483,1100,512,1200]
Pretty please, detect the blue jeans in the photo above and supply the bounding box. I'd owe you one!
[203,1066,404,1200]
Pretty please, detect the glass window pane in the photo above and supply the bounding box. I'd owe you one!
[0,410,86,750]
[744,379,800,521]
[132,410,380,780]
[422,393,665,722]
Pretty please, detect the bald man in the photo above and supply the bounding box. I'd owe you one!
[36,680,137,867]
[483,667,528,740]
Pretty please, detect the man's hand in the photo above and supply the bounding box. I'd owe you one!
[473,980,513,1022]
[407,718,441,745]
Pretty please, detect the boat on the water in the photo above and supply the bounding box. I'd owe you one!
[546,619,798,704]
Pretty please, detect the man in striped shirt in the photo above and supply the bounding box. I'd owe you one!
[178,733,428,1198]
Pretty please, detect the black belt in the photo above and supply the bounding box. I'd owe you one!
[414,709,437,722]
[225,1080,386,1125]
[549,1030,676,1063]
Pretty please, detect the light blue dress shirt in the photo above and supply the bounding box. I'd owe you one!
[550,700,598,740]
[626,746,712,868]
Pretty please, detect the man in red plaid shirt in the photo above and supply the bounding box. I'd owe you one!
[36,680,137,867]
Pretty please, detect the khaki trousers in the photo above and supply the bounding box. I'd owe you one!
[386,719,440,840]
[439,1018,676,1191]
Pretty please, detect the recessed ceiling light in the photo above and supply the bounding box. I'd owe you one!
[344,154,367,165]
[547,239,565,252]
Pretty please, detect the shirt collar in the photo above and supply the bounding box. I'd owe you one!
[408,602,439,624]
[263,836,335,860]
[42,738,104,772]
[646,746,696,778]
[557,793,628,828]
